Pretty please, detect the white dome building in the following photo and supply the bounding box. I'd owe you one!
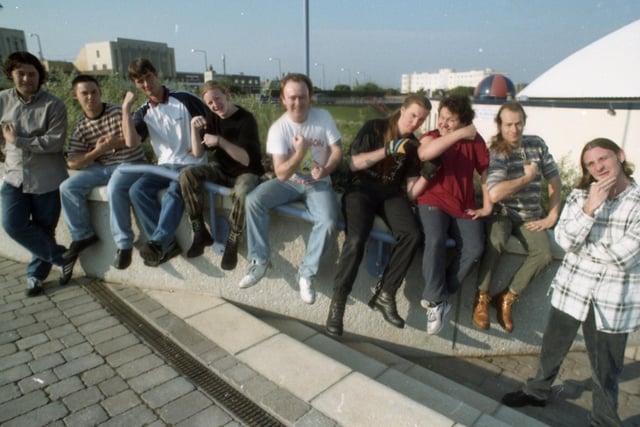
[518,19,640,99]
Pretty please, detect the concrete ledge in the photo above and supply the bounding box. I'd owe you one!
[1,163,636,357]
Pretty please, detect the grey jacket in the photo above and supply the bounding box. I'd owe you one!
[0,87,68,194]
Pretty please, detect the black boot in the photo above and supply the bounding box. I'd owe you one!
[369,290,404,329]
[220,230,240,271]
[326,296,347,336]
[187,219,214,258]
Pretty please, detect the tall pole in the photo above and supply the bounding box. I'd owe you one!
[29,33,44,61]
[314,62,325,90]
[304,0,309,76]
[221,54,226,75]
[191,49,208,71]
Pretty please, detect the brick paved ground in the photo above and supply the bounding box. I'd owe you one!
[0,258,240,427]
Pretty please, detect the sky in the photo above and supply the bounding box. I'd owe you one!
[2,0,640,89]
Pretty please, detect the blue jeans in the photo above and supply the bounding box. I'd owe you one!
[60,163,119,241]
[245,178,338,279]
[418,204,485,303]
[523,306,627,427]
[130,164,187,252]
[1,182,66,280]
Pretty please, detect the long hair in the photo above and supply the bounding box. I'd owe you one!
[577,138,635,189]
[439,95,474,125]
[3,51,47,88]
[489,101,527,156]
[385,94,431,142]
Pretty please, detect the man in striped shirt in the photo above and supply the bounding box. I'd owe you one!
[60,75,146,270]
[502,138,639,426]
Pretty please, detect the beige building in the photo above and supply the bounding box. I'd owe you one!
[74,38,176,79]
[401,68,498,95]
[0,28,28,85]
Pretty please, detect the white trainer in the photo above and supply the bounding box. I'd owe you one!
[425,301,451,335]
[238,260,268,289]
[298,276,316,304]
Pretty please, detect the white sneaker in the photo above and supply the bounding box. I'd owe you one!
[425,301,451,335]
[298,276,316,304]
[238,260,268,289]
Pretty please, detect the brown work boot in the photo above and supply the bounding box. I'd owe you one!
[472,290,491,330]
[493,289,518,333]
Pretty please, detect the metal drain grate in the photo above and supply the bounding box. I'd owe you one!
[84,282,284,427]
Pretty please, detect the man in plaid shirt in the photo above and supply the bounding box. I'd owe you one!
[502,138,640,427]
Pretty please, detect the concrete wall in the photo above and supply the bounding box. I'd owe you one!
[1,172,638,358]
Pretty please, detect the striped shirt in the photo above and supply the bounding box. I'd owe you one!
[68,103,146,166]
[550,181,640,333]
[487,135,559,222]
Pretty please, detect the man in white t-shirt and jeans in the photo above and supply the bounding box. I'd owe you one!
[239,73,343,304]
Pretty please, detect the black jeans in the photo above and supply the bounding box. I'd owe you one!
[524,305,628,427]
[332,185,420,298]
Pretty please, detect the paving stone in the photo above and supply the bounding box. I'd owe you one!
[60,332,86,348]
[76,315,120,335]
[45,315,69,329]
[223,362,258,387]
[63,385,103,411]
[0,342,16,357]
[62,403,109,427]
[102,389,141,416]
[128,365,179,394]
[0,315,36,334]
[98,376,128,397]
[158,390,212,424]
[94,333,139,357]
[116,352,164,379]
[99,404,158,427]
[18,370,58,393]
[56,294,94,311]
[64,301,101,318]
[2,401,68,427]
[175,405,233,427]
[242,374,279,401]
[31,338,64,359]
[16,333,49,351]
[81,364,116,386]
[105,343,152,368]
[16,300,55,316]
[35,307,65,322]
[53,354,104,379]
[261,387,310,424]
[141,376,195,408]
[46,324,77,340]
[85,324,129,346]
[0,364,32,386]
[0,389,48,422]
[0,330,20,344]
[0,350,33,370]
[60,342,92,362]
[45,376,85,400]
[0,383,21,404]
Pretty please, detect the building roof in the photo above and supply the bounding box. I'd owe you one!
[518,19,640,99]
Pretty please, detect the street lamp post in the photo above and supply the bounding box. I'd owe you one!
[221,54,226,76]
[191,49,208,71]
[356,71,369,86]
[314,62,326,90]
[341,67,351,89]
[268,57,282,78]
[28,33,44,61]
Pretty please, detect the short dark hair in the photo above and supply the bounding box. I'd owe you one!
[72,74,100,90]
[128,58,157,80]
[280,73,313,98]
[439,95,474,125]
[3,51,47,88]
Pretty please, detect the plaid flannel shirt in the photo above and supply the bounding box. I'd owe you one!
[550,181,640,333]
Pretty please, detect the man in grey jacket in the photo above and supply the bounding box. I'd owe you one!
[0,51,74,296]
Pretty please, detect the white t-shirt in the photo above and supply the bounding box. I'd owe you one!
[266,108,341,184]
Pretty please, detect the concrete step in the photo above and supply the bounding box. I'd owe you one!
[259,317,548,427]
